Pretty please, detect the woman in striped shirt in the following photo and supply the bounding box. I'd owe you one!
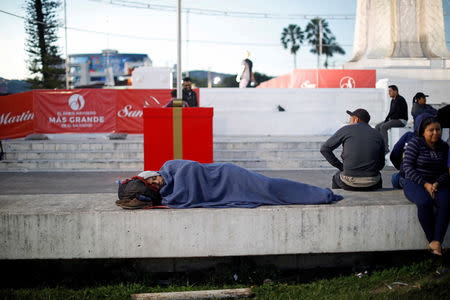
[403,116,449,256]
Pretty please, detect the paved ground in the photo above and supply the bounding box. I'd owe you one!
[0,167,397,195]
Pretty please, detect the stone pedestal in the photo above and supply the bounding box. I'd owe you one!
[344,0,450,72]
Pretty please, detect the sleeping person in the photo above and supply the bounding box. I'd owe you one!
[116,160,343,209]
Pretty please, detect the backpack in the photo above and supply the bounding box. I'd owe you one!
[117,176,162,205]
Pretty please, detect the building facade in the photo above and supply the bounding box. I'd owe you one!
[69,49,152,88]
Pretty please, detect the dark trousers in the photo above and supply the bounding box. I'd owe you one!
[332,171,382,191]
[375,119,405,152]
[403,180,450,243]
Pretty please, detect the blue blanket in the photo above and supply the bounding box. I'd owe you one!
[159,160,343,208]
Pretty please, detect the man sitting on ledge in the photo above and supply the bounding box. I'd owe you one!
[320,108,385,191]
[116,160,343,209]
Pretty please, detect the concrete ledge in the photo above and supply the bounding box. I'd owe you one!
[1,191,449,260]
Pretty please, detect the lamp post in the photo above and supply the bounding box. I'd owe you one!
[64,0,69,89]
[176,0,182,99]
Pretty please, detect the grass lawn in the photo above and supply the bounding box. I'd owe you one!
[1,257,449,300]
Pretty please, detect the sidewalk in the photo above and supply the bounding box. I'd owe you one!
[0,168,396,195]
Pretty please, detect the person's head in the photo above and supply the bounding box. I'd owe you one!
[137,170,165,191]
[346,108,370,124]
[414,92,428,105]
[170,89,177,98]
[419,116,441,145]
[145,175,165,191]
[388,85,398,98]
[182,77,192,91]
[413,112,434,135]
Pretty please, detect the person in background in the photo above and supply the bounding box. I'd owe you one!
[182,77,198,107]
[390,113,435,189]
[320,108,385,191]
[164,89,189,107]
[375,85,408,153]
[411,92,437,121]
[402,116,449,256]
[236,51,255,88]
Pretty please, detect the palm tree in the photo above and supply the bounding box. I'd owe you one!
[322,35,346,68]
[280,24,304,69]
[305,18,331,68]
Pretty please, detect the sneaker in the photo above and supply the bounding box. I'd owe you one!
[119,198,153,209]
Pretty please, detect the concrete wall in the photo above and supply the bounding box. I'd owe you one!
[1,192,449,260]
[199,88,386,135]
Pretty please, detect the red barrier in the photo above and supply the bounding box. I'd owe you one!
[0,89,200,139]
[257,69,376,88]
[34,89,116,133]
[143,107,213,170]
[0,91,34,139]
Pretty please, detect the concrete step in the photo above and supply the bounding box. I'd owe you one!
[0,135,333,171]
[4,150,144,160]
[214,159,333,169]
[0,159,143,171]
[3,140,144,152]
[214,149,331,160]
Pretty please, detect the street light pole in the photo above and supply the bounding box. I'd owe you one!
[176,0,182,99]
[64,0,69,89]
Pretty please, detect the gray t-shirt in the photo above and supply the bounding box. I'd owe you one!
[320,122,385,177]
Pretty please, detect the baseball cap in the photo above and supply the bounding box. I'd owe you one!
[346,108,371,123]
[138,171,160,179]
[414,92,428,100]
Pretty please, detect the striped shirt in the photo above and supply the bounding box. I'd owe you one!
[403,136,449,186]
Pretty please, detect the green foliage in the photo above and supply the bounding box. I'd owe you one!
[280,24,304,68]
[304,18,345,68]
[25,0,65,89]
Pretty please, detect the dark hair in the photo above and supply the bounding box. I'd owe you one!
[183,77,191,82]
[170,89,177,97]
[388,85,398,92]
[419,117,441,137]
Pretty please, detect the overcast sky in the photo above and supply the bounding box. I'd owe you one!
[0,0,449,80]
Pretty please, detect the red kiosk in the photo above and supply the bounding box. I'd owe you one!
[143,107,214,170]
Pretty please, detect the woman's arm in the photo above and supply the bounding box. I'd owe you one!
[403,138,427,186]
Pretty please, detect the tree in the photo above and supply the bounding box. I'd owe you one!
[322,35,345,68]
[25,0,65,89]
[280,24,304,69]
[304,18,332,68]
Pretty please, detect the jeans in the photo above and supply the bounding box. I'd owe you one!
[403,179,450,243]
[391,172,405,189]
[375,119,405,152]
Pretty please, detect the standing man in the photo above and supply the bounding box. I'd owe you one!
[182,77,198,107]
[236,51,255,88]
[375,85,408,153]
[320,109,385,191]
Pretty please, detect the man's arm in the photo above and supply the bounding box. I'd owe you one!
[192,90,198,107]
[320,129,345,171]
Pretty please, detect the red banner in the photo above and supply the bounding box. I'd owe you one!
[116,89,173,133]
[34,89,116,133]
[0,91,34,139]
[0,89,201,139]
[258,69,376,88]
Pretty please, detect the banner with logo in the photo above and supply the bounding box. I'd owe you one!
[34,89,116,133]
[257,69,376,89]
[0,91,34,139]
[318,70,376,88]
[116,89,173,133]
[116,89,200,133]
[0,88,201,138]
